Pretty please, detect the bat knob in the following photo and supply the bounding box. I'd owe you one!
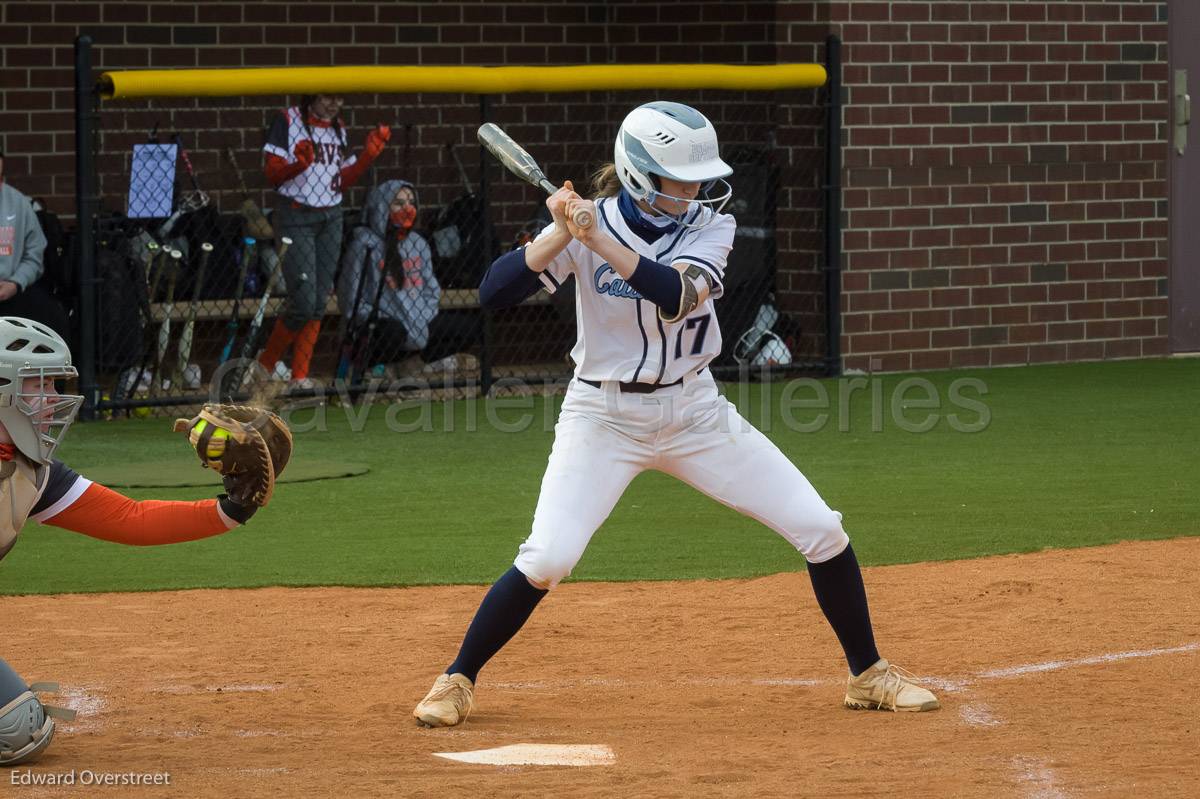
[572,208,593,229]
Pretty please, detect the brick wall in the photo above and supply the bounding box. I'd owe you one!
[1,2,795,209]
[0,1,829,361]
[0,1,1171,373]
[805,0,1170,371]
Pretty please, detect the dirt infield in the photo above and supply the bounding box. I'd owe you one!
[5,537,1198,798]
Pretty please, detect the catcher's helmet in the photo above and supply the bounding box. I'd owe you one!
[0,317,82,464]
[613,101,733,226]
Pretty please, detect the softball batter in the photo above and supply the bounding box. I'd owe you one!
[414,102,938,726]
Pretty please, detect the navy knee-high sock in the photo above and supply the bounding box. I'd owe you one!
[806,543,881,676]
[447,566,548,684]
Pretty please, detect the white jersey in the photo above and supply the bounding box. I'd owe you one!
[263,107,355,208]
[533,196,735,384]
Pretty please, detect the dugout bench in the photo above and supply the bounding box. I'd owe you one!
[145,287,550,323]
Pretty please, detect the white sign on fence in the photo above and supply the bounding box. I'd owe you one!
[127,143,178,218]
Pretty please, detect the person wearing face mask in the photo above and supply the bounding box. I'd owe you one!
[253,95,390,391]
[337,180,484,380]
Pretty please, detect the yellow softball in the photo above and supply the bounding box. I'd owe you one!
[191,419,231,463]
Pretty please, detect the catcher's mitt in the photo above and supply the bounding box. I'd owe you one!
[173,404,293,507]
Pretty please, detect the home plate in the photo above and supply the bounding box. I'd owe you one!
[433,743,616,767]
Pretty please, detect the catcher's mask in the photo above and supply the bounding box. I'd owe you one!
[0,318,83,464]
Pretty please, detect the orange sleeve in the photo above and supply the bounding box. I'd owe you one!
[264,152,307,187]
[339,151,377,191]
[41,483,237,546]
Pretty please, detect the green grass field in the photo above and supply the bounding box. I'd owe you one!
[1,358,1196,595]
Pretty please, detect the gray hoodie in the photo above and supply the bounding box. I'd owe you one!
[337,179,440,350]
[0,181,45,290]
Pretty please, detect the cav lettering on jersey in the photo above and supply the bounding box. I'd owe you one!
[593,264,642,300]
[315,141,344,165]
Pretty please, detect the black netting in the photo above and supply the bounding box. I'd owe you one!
[82,88,830,417]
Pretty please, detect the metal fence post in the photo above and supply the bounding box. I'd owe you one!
[823,34,843,378]
[73,35,100,419]
[478,93,494,394]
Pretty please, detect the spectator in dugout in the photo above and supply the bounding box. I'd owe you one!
[0,148,70,342]
[251,95,390,390]
[337,179,483,379]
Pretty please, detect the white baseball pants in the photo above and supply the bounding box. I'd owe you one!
[514,373,850,589]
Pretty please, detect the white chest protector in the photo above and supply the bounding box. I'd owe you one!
[0,458,48,563]
[533,197,736,385]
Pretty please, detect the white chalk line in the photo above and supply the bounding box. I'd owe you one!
[1011,755,1068,799]
[494,641,1200,696]
[45,641,1200,751]
[977,642,1200,680]
[959,703,1003,727]
[932,641,1200,693]
[56,685,107,733]
[136,726,203,739]
[950,641,1200,740]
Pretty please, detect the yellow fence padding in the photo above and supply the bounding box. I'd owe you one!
[98,64,827,100]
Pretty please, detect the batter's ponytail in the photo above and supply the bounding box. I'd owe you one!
[589,163,622,199]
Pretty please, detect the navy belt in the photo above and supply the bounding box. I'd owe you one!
[580,376,685,394]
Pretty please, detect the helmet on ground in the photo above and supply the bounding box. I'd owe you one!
[613,101,733,225]
[752,334,793,367]
[0,318,83,464]
[733,304,794,368]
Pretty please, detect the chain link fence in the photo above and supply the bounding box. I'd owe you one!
[73,63,837,419]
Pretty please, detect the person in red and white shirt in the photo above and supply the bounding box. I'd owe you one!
[255,95,390,390]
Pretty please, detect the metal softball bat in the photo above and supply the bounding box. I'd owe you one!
[477,122,592,228]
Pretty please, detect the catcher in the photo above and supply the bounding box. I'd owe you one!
[0,316,291,766]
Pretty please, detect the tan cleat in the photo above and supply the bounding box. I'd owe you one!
[413,673,475,727]
[844,658,940,712]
